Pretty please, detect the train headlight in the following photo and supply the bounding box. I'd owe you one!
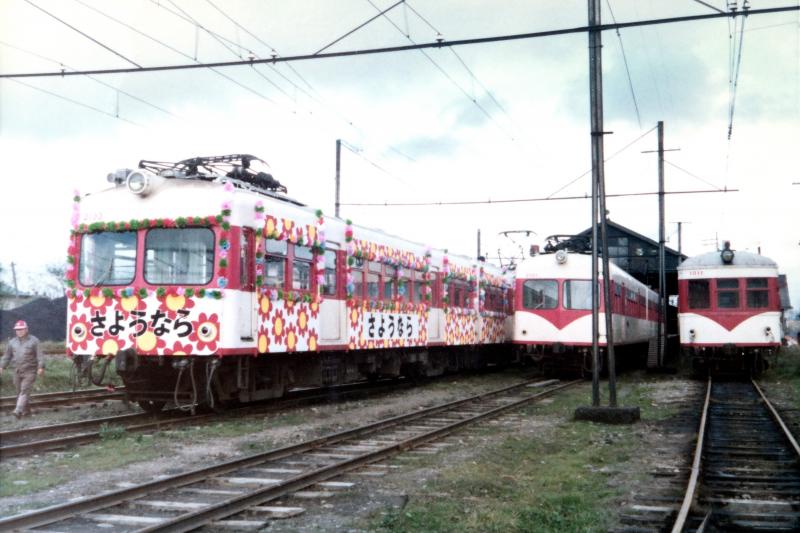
[555,250,568,264]
[126,171,150,195]
[720,241,734,264]
[689,329,696,339]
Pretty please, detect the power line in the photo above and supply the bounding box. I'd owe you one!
[605,0,642,128]
[0,40,179,119]
[4,78,140,126]
[22,0,141,68]
[341,141,410,185]
[341,188,738,207]
[6,5,797,79]
[728,1,750,139]
[317,0,405,55]
[545,125,658,198]
[664,160,724,190]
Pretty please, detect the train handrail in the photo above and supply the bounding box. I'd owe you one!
[671,377,711,533]
[752,379,800,458]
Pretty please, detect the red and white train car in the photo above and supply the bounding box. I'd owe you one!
[677,243,783,374]
[513,250,659,374]
[64,155,512,411]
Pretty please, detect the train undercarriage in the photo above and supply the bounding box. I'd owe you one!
[73,346,513,413]
[683,345,774,377]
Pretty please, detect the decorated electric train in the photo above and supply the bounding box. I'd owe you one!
[64,155,513,411]
[678,242,783,374]
[512,249,660,374]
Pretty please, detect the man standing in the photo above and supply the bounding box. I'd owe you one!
[1,320,45,418]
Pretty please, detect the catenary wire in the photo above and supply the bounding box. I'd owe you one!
[605,0,642,128]
[545,125,658,199]
[341,141,410,185]
[340,188,737,207]
[316,0,405,55]
[5,78,140,126]
[22,0,141,68]
[0,40,180,119]
[2,6,798,78]
[728,2,749,139]
[665,160,724,190]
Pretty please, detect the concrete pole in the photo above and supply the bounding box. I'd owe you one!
[657,121,667,367]
[588,0,602,407]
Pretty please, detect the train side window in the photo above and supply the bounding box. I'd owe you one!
[401,269,413,302]
[688,280,710,309]
[292,245,313,291]
[384,265,396,300]
[413,270,426,302]
[717,278,740,308]
[522,280,558,310]
[366,271,380,301]
[351,257,365,299]
[564,280,592,310]
[265,239,288,288]
[322,249,337,296]
[746,278,769,308]
[240,229,253,290]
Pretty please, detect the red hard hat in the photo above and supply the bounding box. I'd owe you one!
[13,320,28,330]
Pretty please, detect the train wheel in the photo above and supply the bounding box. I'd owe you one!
[138,400,166,413]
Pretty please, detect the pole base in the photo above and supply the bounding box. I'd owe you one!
[573,405,640,424]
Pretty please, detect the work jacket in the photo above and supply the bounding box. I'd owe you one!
[1,335,45,373]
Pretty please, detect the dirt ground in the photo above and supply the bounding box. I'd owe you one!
[1,370,779,532]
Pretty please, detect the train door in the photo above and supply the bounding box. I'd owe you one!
[427,268,443,342]
[320,243,345,345]
[239,228,256,340]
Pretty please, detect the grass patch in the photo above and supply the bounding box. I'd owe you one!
[0,354,121,396]
[370,376,674,533]
[764,346,800,396]
[0,433,162,499]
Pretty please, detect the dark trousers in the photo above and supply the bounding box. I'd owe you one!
[13,369,36,414]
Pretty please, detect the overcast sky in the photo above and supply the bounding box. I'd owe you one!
[0,0,798,309]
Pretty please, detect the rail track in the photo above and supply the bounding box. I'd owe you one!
[0,378,418,459]
[0,387,125,413]
[0,377,577,531]
[672,379,800,532]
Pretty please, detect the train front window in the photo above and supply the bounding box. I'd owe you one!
[292,245,313,291]
[717,278,740,308]
[746,278,769,308]
[688,280,710,309]
[79,232,137,286]
[563,280,592,310]
[144,228,214,285]
[522,280,558,309]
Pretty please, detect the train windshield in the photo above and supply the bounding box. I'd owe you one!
[144,228,215,285]
[79,232,137,286]
[563,280,592,310]
[522,280,558,309]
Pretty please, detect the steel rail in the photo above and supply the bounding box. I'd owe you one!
[752,379,800,458]
[142,380,579,532]
[0,389,124,411]
[0,378,417,458]
[0,377,568,530]
[671,377,712,533]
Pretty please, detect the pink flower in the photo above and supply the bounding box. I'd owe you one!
[223,182,234,193]
[221,200,231,210]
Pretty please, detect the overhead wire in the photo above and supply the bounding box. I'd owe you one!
[316,0,405,55]
[545,125,658,199]
[5,78,140,126]
[341,141,410,185]
[605,0,643,128]
[22,0,141,68]
[664,160,724,190]
[0,40,180,119]
[727,1,749,140]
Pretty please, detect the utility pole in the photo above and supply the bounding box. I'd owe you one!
[588,0,602,408]
[11,262,19,297]
[477,229,481,259]
[657,121,666,367]
[335,139,341,218]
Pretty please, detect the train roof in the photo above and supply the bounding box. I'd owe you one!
[678,249,777,270]
[515,252,654,294]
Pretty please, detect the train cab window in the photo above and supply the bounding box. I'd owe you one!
[80,231,137,286]
[265,239,287,288]
[688,280,710,309]
[522,280,558,310]
[322,249,337,296]
[384,265,396,300]
[366,262,381,301]
[717,278,740,308]
[292,245,313,291]
[144,228,214,285]
[351,257,365,299]
[564,280,592,310]
[746,278,769,308]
